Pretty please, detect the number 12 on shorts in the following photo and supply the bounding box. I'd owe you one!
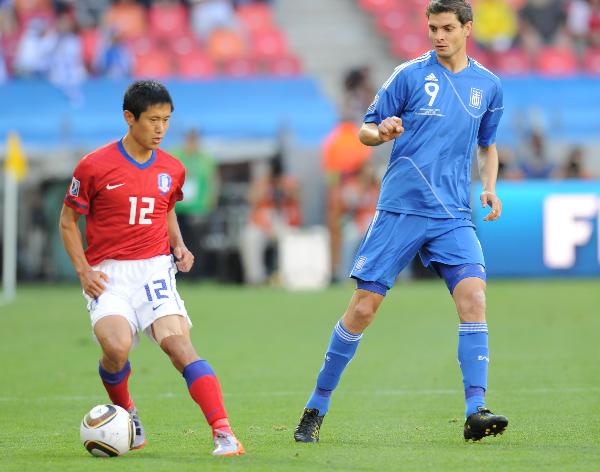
[145,279,169,302]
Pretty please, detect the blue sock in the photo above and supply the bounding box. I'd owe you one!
[306,320,362,416]
[458,322,488,417]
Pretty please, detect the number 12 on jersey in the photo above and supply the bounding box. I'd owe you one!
[129,197,155,225]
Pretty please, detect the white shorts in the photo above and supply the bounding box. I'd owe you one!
[84,255,191,346]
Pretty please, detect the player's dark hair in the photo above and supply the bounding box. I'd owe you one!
[122,80,174,120]
[426,0,473,25]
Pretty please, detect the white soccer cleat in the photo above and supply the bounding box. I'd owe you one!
[211,430,245,456]
[129,407,147,450]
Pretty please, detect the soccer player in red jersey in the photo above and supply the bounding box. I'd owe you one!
[59,80,244,456]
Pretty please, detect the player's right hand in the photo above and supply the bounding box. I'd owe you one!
[378,116,404,142]
[80,269,109,298]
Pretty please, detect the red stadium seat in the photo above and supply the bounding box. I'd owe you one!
[222,57,259,77]
[206,28,247,63]
[389,32,430,59]
[493,48,531,76]
[133,51,172,79]
[148,2,189,40]
[237,3,274,33]
[374,9,413,38]
[263,54,302,76]
[169,33,202,57]
[358,0,399,13]
[582,49,600,75]
[536,47,578,76]
[251,29,288,60]
[176,50,216,79]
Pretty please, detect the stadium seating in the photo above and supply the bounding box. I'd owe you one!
[493,48,531,76]
[5,0,302,79]
[536,47,578,77]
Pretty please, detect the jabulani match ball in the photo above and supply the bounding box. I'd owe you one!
[80,404,134,457]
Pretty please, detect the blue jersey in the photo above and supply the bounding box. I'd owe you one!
[364,50,503,219]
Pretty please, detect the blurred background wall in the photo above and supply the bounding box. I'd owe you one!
[1,0,599,287]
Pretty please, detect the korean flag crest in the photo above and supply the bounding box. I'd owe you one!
[158,173,172,195]
[69,177,80,197]
[469,88,483,109]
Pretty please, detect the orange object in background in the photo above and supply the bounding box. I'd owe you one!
[322,121,373,174]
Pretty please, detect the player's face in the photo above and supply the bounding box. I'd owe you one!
[126,103,172,151]
[427,12,471,61]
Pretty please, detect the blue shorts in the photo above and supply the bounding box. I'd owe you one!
[350,210,485,290]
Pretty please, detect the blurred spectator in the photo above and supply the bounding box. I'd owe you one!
[342,66,375,125]
[13,18,56,77]
[497,147,525,180]
[73,0,111,28]
[567,0,591,54]
[554,146,594,179]
[189,0,238,41]
[173,129,219,218]
[517,130,556,179]
[102,0,147,41]
[336,161,380,281]
[519,0,568,54]
[238,165,302,285]
[172,129,219,278]
[473,0,518,52]
[93,28,133,77]
[47,12,87,101]
[322,119,373,279]
[589,0,600,47]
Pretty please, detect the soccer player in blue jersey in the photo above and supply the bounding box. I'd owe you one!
[294,0,508,443]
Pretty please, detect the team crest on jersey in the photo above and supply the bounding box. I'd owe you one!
[69,177,80,197]
[158,173,172,194]
[469,88,483,109]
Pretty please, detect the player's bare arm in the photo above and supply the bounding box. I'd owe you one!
[359,117,404,146]
[58,204,109,297]
[167,208,194,272]
[477,144,502,222]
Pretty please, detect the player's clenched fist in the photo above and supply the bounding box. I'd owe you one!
[173,245,195,272]
[378,116,404,142]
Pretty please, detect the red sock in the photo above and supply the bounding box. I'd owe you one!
[99,360,134,412]
[184,360,231,433]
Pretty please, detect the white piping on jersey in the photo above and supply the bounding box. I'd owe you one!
[364,210,380,242]
[398,157,456,218]
[383,52,432,90]
[472,59,501,81]
[442,72,488,119]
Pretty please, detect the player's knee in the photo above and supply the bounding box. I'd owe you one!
[457,289,486,322]
[349,297,377,329]
[101,338,131,365]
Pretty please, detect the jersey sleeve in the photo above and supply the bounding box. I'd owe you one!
[477,81,504,147]
[363,66,409,124]
[64,157,95,215]
[168,165,185,211]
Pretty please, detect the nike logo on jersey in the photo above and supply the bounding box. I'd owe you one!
[425,73,438,82]
[152,303,165,311]
[106,183,125,190]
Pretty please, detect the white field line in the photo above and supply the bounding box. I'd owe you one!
[1,387,599,403]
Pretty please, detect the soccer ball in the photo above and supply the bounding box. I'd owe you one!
[80,404,134,457]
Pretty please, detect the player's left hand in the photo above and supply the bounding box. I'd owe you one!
[172,246,194,272]
[481,191,502,221]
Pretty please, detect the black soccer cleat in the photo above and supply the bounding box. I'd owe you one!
[464,407,508,441]
[294,408,324,443]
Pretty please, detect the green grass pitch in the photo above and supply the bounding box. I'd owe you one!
[1,280,599,471]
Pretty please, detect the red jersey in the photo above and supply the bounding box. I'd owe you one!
[64,140,185,266]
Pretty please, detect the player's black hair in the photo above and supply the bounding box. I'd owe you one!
[426,0,473,25]
[122,80,174,120]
